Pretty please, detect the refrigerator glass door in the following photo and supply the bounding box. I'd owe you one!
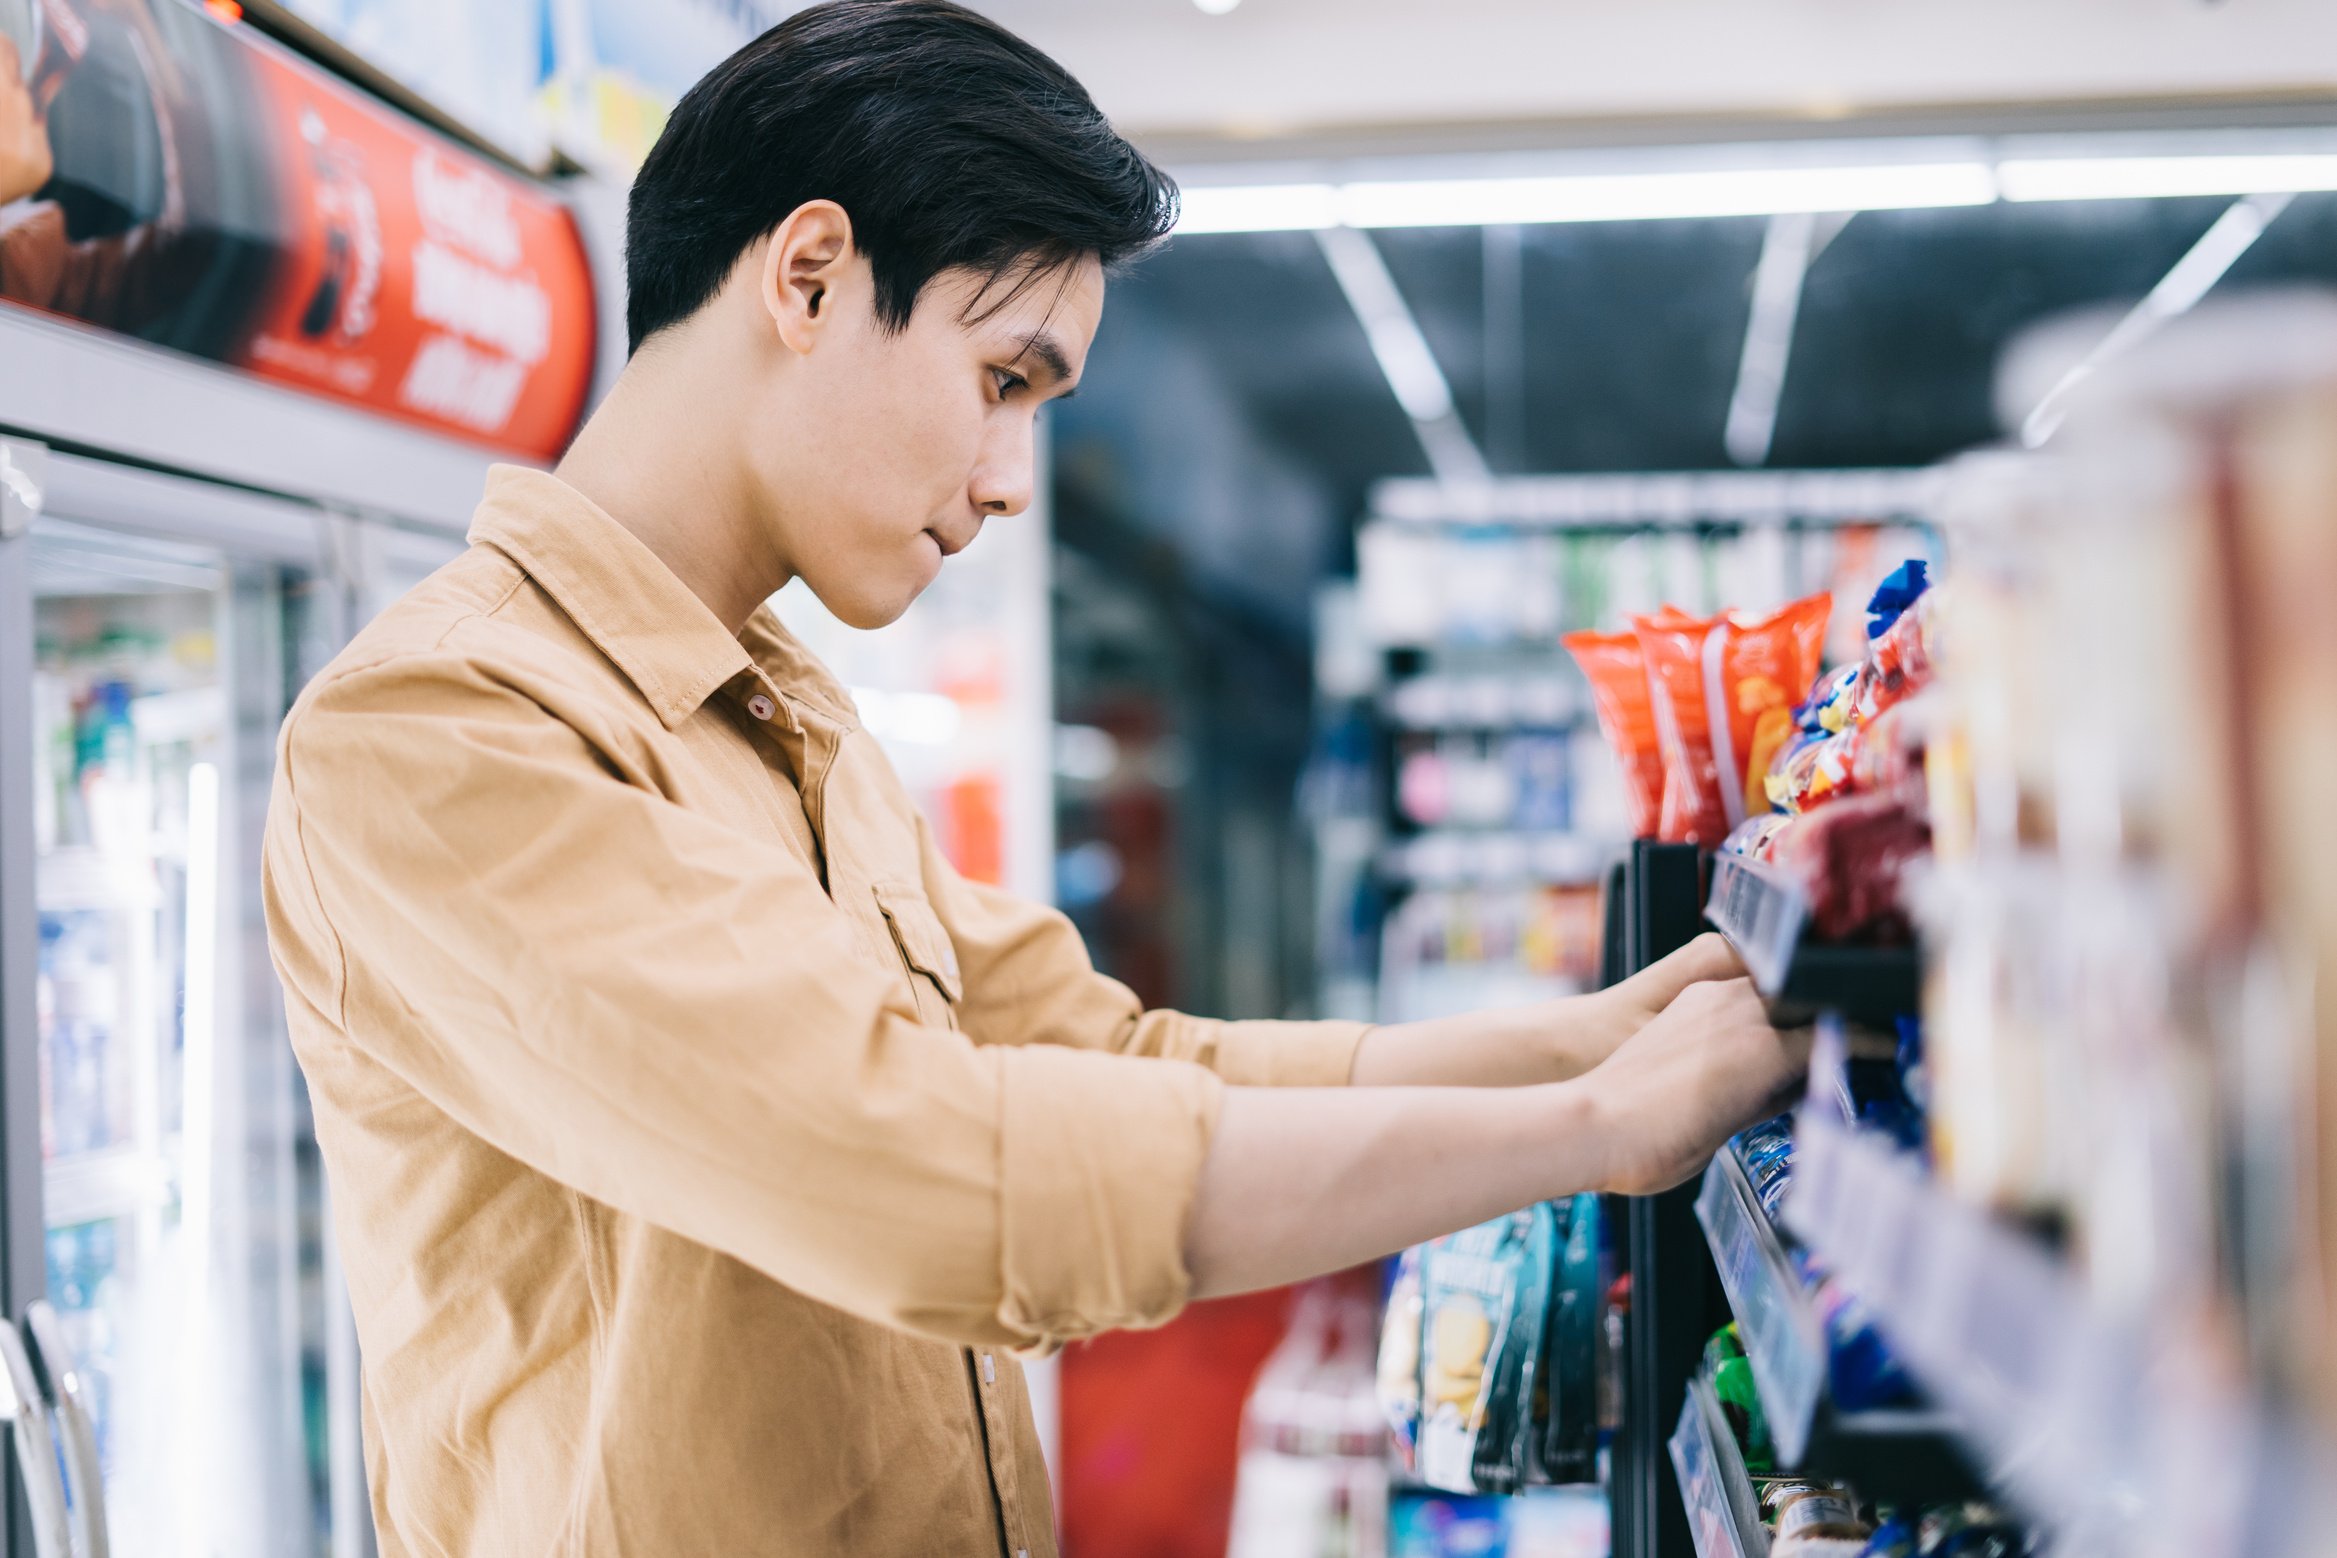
[29,518,325,1557]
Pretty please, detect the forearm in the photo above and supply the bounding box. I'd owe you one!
[1347,996,1612,1088]
[1183,1080,1605,1300]
[1348,931,1748,1089]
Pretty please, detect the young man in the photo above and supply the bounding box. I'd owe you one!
[261,3,1806,1553]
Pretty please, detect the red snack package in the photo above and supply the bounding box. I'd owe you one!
[1846,700,1923,798]
[1854,591,1938,725]
[1767,791,1930,942]
[1562,629,1666,838]
[1633,593,1833,846]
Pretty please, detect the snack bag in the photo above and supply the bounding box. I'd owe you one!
[1847,701,1921,797]
[1863,558,1930,640]
[1416,1204,1555,1494]
[1561,629,1666,838]
[1377,1246,1425,1469]
[1800,663,1862,737]
[1722,811,1792,861]
[1701,1323,1773,1471]
[1635,593,1832,846]
[1766,791,1930,941]
[1854,591,1937,725]
[1539,1193,1604,1483]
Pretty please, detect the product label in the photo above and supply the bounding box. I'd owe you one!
[1776,1492,1863,1540]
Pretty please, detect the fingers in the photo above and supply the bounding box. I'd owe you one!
[1626,931,1748,1009]
[0,36,18,78]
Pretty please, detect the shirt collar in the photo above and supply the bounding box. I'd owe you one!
[468,465,756,730]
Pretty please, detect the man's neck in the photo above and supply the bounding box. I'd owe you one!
[552,360,790,636]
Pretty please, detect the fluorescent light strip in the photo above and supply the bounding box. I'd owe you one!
[2021,191,2295,447]
[1341,162,1996,228]
[1315,226,1490,482]
[2000,153,2337,203]
[1176,152,2337,235]
[1178,163,1996,234]
[1315,224,1458,422]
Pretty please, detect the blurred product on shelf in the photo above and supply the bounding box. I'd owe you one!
[1390,1485,1611,1558]
[1694,1319,2034,1556]
[1563,629,1666,839]
[1227,1281,1391,1558]
[1376,884,1601,1023]
[1416,1204,1555,1495]
[1634,592,1832,847]
[1926,296,2337,1401]
[1386,670,1583,732]
[1379,1196,1613,1498]
[1395,729,1575,833]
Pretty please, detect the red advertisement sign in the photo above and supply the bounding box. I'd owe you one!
[0,0,595,461]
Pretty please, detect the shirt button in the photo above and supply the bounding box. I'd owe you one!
[980,1352,996,1385]
[745,693,776,722]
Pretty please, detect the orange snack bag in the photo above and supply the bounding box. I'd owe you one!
[1562,629,1666,839]
[1633,593,1832,846]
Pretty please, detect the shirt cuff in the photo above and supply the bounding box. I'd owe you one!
[1197,1018,1373,1089]
[993,1044,1224,1352]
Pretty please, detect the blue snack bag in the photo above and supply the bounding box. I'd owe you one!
[1417,1204,1556,1494]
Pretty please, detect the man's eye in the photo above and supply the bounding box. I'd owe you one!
[990,367,1027,398]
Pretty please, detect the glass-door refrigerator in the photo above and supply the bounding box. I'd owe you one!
[0,442,392,1558]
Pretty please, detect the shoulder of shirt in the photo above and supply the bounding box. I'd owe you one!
[283,542,598,731]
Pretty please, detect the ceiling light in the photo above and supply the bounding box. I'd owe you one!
[1177,183,1338,234]
[1175,163,1996,235]
[1998,153,2337,203]
[1336,163,1997,228]
[1194,0,1241,12]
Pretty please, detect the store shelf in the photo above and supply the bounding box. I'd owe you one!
[1780,1109,2337,1552]
[43,1146,172,1227]
[36,847,162,915]
[1696,1144,1979,1504]
[1668,1376,1768,1558]
[1705,853,1918,1027]
[1380,830,1615,888]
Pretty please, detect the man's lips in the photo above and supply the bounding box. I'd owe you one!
[925,527,975,558]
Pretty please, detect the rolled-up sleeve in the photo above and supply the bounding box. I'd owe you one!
[915,817,1370,1087]
[268,644,1219,1351]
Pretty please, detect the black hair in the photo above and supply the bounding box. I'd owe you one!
[623,0,1178,353]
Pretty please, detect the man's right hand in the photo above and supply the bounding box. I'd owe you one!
[1182,966,1812,1301]
[0,37,54,207]
[1581,976,1812,1196]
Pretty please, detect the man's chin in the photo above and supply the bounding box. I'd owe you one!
[821,584,922,632]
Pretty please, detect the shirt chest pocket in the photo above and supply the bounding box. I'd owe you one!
[872,882,963,1029]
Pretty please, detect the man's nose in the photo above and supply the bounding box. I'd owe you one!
[970,421,1035,517]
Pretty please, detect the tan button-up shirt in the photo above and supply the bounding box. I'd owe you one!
[261,467,1368,1557]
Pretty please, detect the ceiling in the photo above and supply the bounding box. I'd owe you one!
[1049,191,2337,636]
[973,0,2337,159]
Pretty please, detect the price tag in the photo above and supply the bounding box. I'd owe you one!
[1706,853,1809,994]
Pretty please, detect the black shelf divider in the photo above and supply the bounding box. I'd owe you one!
[1613,842,1728,1558]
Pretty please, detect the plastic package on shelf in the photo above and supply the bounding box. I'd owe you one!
[1414,1205,1556,1495]
[1766,792,1929,944]
[1561,628,1666,839]
[1634,593,1832,847]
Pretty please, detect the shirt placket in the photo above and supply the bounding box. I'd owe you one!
[970,1347,1033,1558]
[740,668,1033,1556]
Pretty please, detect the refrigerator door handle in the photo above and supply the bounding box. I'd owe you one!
[21,1305,104,1558]
[0,1319,72,1558]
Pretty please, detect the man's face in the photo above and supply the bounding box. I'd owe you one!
[755,253,1101,630]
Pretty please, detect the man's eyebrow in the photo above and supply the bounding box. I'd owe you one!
[1009,332,1078,395]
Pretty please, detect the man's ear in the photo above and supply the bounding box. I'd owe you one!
[760,199,856,356]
